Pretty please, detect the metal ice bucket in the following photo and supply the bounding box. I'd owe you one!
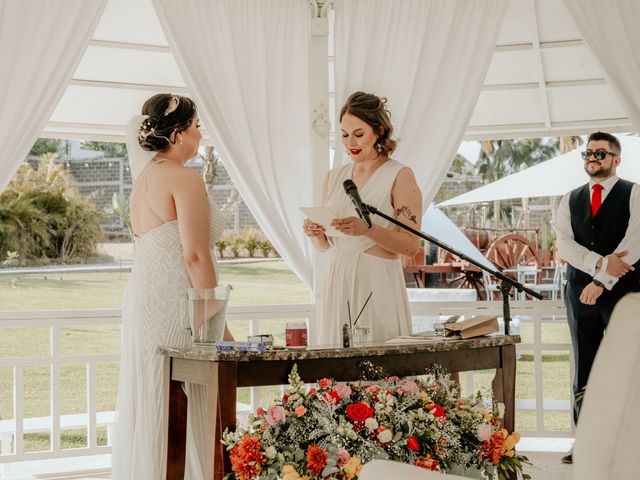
[187,284,232,344]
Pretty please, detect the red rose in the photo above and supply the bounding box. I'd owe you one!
[430,404,445,418]
[282,393,290,403]
[308,388,318,396]
[407,436,420,451]
[323,390,341,404]
[346,402,374,423]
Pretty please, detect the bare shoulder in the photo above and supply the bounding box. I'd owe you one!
[171,166,206,192]
[393,166,419,192]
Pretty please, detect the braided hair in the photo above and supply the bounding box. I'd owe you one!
[137,94,197,152]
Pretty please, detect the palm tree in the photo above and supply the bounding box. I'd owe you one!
[475,139,559,228]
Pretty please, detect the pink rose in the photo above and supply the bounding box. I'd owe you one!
[477,423,492,442]
[335,382,352,399]
[401,380,418,395]
[265,405,286,425]
[295,405,307,417]
[318,378,332,389]
[365,385,380,394]
[336,448,350,466]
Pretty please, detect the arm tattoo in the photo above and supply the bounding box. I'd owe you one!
[395,206,417,224]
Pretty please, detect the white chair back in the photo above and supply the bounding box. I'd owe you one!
[573,292,640,480]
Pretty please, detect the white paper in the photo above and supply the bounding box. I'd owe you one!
[300,206,346,237]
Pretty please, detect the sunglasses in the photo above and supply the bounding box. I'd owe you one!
[581,150,617,161]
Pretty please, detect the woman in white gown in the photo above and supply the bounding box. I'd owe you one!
[304,91,423,345]
[111,93,232,479]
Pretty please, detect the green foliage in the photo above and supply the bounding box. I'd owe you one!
[242,227,261,258]
[476,139,558,183]
[229,234,244,258]
[105,193,132,241]
[81,141,127,157]
[29,138,60,156]
[216,237,229,258]
[0,155,103,263]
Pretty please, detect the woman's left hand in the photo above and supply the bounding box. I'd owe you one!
[331,216,370,236]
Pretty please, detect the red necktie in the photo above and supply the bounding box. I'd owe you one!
[591,183,603,217]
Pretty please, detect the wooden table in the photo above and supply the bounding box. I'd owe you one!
[160,335,520,480]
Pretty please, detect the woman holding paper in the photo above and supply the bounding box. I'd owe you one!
[303,91,422,345]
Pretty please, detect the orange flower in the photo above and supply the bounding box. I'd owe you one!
[229,434,265,480]
[482,429,507,464]
[415,454,440,471]
[306,444,328,475]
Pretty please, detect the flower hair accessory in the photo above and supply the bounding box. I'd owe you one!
[137,115,152,142]
[164,95,180,116]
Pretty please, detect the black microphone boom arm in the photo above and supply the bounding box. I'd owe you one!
[364,203,542,335]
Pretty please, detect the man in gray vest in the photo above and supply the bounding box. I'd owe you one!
[555,131,640,464]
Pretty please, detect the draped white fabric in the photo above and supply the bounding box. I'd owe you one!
[153,0,314,286]
[0,0,107,191]
[564,0,640,131]
[334,0,507,208]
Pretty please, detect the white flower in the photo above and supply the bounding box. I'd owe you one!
[497,402,505,418]
[377,429,393,443]
[364,417,378,432]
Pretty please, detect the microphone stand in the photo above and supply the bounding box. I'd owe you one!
[364,204,543,335]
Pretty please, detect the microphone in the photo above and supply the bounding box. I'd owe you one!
[343,179,372,228]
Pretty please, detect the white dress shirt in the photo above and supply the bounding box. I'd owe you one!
[555,175,640,290]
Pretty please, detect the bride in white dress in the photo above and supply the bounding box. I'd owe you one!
[111,94,232,479]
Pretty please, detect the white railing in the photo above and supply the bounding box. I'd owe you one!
[0,300,571,472]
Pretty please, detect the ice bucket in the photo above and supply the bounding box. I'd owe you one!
[187,284,232,344]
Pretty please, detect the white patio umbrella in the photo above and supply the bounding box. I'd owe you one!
[438,135,640,206]
[422,204,495,270]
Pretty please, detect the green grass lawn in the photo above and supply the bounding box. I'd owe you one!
[0,260,572,451]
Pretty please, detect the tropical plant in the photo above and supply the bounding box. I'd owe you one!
[216,237,229,259]
[0,154,103,263]
[243,228,262,258]
[229,235,245,258]
[105,193,133,241]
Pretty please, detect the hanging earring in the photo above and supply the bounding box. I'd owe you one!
[179,137,184,145]
[376,142,383,153]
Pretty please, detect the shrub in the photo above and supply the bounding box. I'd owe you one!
[0,155,103,264]
[229,235,244,258]
[243,228,261,258]
[216,237,229,259]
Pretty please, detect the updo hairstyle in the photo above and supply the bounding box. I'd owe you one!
[138,94,197,152]
[339,91,397,156]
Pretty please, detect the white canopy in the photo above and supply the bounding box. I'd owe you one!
[41,0,635,143]
[439,135,640,206]
[422,206,495,270]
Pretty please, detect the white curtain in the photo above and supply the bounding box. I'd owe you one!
[153,0,314,286]
[0,0,107,191]
[334,0,507,208]
[563,0,640,130]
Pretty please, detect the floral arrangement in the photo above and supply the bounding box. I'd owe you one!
[222,365,530,480]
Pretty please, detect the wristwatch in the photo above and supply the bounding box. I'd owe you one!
[592,279,605,289]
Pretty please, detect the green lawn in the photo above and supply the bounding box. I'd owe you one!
[0,260,573,451]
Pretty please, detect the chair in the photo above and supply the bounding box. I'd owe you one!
[359,459,470,480]
[573,292,640,479]
[482,270,501,301]
[515,265,539,300]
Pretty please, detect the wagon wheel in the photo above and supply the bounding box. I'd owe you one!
[485,234,539,279]
[446,270,487,300]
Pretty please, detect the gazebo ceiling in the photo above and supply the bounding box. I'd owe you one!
[43,0,633,143]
